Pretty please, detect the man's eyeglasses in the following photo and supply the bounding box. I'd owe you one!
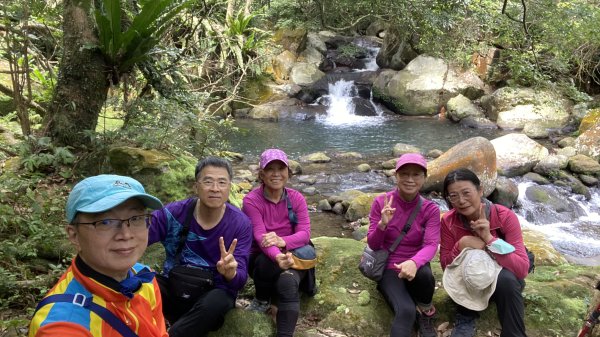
[75,214,151,233]
[446,189,475,203]
[199,179,230,189]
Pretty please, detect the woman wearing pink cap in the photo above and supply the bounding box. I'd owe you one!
[242,149,315,337]
[367,153,440,337]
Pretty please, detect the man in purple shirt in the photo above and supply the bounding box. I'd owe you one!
[148,157,252,337]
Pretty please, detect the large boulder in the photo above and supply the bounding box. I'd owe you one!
[392,143,421,157]
[491,133,548,177]
[108,146,196,202]
[246,98,327,121]
[212,236,596,337]
[568,154,600,176]
[446,94,485,122]
[372,55,485,115]
[345,193,380,221]
[481,87,571,130]
[422,137,497,196]
[290,63,326,86]
[578,108,600,133]
[488,176,519,208]
[574,120,600,161]
[272,50,297,82]
[532,154,569,177]
[273,28,307,55]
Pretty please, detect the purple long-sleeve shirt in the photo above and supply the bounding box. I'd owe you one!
[367,189,441,270]
[148,198,252,297]
[242,185,311,261]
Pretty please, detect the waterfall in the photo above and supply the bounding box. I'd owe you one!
[326,80,356,119]
[316,41,384,126]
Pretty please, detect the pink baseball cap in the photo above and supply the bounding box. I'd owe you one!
[259,149,289,169]
[395,153,427,173]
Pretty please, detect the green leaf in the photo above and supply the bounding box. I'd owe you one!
[104,0,122,56]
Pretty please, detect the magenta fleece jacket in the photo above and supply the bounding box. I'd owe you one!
[440,203,530,279]
[367,189,441,270]
[242,185,311,261]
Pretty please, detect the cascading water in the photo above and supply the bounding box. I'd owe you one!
[514,179,600,264]
[317,42,384,126]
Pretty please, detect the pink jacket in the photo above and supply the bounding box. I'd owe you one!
[368,190,440,270]
[440,203,530,279]
[242,185,310,261]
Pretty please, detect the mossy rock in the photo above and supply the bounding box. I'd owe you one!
[142,236,599,337]
[372,86,405,114]
[108,147,198,203]
[579,108,600,134]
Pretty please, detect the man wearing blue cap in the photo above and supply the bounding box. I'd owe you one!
[29,175,167,337]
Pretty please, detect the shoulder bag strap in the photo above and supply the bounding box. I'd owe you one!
[174,198,198,265]
[35,293,137,337]
[285,190,299,231]
[387,196,422,253]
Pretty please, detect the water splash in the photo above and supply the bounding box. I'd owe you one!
[317,80,384,127]
[514,180,600,261]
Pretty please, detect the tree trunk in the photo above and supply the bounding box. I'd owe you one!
[46,0,110,147]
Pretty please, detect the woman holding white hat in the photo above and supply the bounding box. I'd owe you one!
[440,168,530,337]
[367,153,441,337]
[242,149,316,337]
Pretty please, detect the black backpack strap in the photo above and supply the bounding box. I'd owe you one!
[174,198,198,265]
[388,196,422,253]
[34,293,137,337]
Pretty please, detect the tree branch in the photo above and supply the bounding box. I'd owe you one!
[0,83,47,116]
[324,14,377,32]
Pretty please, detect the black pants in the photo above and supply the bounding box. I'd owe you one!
[454,268,527,337]
[156,275,235,337]
[378,263,435,337]
[250,253,307,337]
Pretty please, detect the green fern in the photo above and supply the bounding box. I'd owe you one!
[94,0,190,75]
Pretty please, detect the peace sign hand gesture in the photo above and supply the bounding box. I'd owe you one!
[378,194,396,230]
[216,236,238,282]
[470,204,493,244]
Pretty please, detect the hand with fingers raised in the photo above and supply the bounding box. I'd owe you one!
[378,194,396,231]
[217,236,238,282]
[470,204,494,244]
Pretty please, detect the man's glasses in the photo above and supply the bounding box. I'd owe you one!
[199,179,230,189]
[75,214,151,233]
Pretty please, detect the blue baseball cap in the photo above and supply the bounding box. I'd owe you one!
[66,174,163,223]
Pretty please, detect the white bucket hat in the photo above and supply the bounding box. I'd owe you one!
[443,248,502,311]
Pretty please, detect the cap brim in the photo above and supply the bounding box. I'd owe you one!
[262,159,288,169]
[77,191,163,215]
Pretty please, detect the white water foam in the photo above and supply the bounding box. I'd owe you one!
[317,80,385,127]
[515,181,600,259]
